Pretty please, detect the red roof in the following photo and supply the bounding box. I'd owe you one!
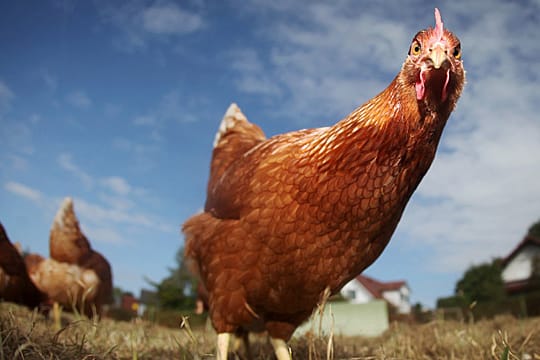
[355,274,407,299]
[504,279,536,294]
[501,235,540,267]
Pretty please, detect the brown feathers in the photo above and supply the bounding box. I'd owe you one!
[0,223,46,309]
[48,197,113,317]
[25,253,100,313]
[50,197,92,264]
[2,198,113,318]
[183,8,466,357]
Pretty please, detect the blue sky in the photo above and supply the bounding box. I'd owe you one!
[1,0,539,308]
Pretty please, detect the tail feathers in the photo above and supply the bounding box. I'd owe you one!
[208,104,266,192]
[53,197,74,230]
[213,103,249,147]
[213,103,266,149]
[50,197,92,264]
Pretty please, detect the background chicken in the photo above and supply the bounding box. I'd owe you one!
[25,252,99,317]
[0,222,46,310]
[49,197,113,317]
[183,8,465,360]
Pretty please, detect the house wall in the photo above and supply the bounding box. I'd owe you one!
[383,287,411,314]
[295,300,389,337]
[340,280,373,304]
[121,294,138,313]
[502,245,540,282]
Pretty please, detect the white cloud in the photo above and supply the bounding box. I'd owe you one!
[0,80,14,112]
[4,154,29,171]
[104,103,123,118]
[4,181,43,202]
[53,154,171,235]
[97,1,205,52]
[73,196,173,233]
[142,4,203,34]
[41,69,58,92]
[65,90,92,109]
[391,1,540,272]
[225,0,540,273]
[2,122,34,155]
[98,193,135,211]
[57,153,94,188]
[158,90,190,122]
[113,137,158,155]
[227,49,283,96]
[112,137,160,172]
[57,154,145,198]
[229,48,265,73]
[225,2,413,122]
[82,225,128,245]
[101,176,132,195]
[133,115,157,126]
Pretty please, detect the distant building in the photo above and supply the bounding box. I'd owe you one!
[138,289,159,317]
[340,274,411,314]
[121,292,139,314]
[501,235,540,295]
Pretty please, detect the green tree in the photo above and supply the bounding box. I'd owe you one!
[112,286,124,306]
[528,219,540,239]
[147,247,197,310]
[455,259,506,304]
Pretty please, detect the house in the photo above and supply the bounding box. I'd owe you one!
[340,274,411,314]
[501,235,540,295]
[120,292,139,314]
[138,289,159,317]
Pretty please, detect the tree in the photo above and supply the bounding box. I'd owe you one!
[454,258,506,304]
[112,286,124,307]
[147,247,197,310]
[528,219,540,239]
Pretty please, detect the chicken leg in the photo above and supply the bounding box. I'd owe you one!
[217,333,291,360]
[270,338,291,360]
[216,333,231,360]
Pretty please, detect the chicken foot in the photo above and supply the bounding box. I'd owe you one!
[216,333,291,360]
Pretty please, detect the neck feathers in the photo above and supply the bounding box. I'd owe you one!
[312,74,449,174]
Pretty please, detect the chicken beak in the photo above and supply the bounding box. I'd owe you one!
[429,45,448,70]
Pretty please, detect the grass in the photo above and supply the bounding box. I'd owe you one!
[1,301,540,359]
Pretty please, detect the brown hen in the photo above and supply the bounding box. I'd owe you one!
[25,253,100,317]
[49,197,113,317]
[183,8,465,359]
[0,222,46,309]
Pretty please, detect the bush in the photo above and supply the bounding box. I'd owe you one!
[436,295,467,309]
[141,308,208,329]
[106,307,137,322]
[437,291,540,321]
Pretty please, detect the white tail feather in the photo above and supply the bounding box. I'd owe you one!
[53,197,73,229]
[213,103,247,147]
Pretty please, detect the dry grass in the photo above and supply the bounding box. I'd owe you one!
[1,302,540,360]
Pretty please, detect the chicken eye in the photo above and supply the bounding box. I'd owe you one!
[453,44,462,59]
[410,41,422,56]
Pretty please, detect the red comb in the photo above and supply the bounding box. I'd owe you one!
[434,8,444,40]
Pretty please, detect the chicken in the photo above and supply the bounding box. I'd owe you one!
[25,253,99,315]
[49,197,113,317]
[183,8,465,360]
[0,222,46,309]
